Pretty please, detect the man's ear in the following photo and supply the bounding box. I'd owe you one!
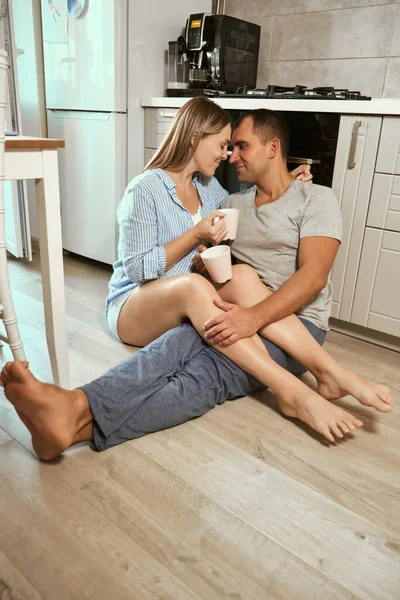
[268,138,281,158]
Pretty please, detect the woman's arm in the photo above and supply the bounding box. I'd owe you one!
[119,183,227,283]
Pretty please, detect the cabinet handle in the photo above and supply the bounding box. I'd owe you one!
[287,156,320,165]
[160,112,176,118]
[348,120,362,170]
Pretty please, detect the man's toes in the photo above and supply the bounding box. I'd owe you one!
[380,389,392,404]
[323,427,335,443]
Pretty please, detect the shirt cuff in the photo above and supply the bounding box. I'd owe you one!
[143,245,167,280]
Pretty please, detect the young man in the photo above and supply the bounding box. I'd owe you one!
[0,111,391,460]
[203,110,344,346]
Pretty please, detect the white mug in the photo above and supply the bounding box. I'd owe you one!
[201,245,232,283]
[214,208,240,240]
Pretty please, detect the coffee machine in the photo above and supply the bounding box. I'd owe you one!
[167,13,261,96]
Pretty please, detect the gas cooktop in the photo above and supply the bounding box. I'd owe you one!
[205,84,372,100]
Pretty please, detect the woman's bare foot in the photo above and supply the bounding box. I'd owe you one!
[0,360,93,460]
[316,364,392,413]
[276,379,363,442]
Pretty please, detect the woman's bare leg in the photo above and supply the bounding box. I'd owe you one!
[217,264,392,413]
[118,273,363,441]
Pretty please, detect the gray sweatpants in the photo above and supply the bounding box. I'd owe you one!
[81,319,325,451]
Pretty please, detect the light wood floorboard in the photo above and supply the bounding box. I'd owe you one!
[0,247,399,599]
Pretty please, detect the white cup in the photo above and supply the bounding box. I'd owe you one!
[201,245,232,283]
[215,208,240,240]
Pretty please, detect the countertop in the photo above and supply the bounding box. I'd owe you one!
[141,97,400,115]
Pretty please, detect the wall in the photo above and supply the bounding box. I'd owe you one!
[224,0,400,97]
[126,0,212,180]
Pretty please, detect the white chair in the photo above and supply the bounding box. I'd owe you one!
[0,49,26,361]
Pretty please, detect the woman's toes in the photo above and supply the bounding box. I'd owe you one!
[339,421,351,434]
[331,423,344,438]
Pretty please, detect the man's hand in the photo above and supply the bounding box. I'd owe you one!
[193,244,209,276]
[203,299,262,346]
[290,164,313,183]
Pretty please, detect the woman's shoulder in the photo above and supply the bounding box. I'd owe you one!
[124,169,170,201]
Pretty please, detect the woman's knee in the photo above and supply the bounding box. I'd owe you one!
[177,273,216,302]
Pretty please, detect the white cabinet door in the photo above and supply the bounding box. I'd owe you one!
[145,108,178,149]
[367,174,400,233]
[351,229,400,337]
[376,117,400,175]
[330,115,382,322]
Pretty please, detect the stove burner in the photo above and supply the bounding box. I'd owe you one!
[206,84,371,100]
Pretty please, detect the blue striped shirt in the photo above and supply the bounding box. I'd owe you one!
[106,168,228,310]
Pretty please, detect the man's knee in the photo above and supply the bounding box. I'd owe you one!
[231,263,260,282]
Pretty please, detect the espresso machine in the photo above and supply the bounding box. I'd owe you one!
[167,13,261,96]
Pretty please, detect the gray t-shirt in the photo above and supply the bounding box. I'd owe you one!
[223,180,343,331]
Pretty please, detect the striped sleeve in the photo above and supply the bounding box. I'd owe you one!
[118,183,167,283]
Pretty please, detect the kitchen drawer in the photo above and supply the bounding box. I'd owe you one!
[145,107,178,149]
[367,173,400,232]
[351,228,400,337]
[375,117,400,175]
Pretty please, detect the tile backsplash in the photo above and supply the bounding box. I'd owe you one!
[224,0,400,97]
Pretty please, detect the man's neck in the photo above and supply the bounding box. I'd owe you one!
[255,166,294,207]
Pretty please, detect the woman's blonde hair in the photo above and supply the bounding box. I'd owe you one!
[144,97,231,172]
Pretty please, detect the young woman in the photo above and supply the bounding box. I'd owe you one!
[105,97,391,442]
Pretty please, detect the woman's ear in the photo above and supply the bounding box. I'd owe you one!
[190,133,197,147]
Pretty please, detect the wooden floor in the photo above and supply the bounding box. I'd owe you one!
[1,247,399,600]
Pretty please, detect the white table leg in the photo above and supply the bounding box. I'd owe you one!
[35,149,70,388]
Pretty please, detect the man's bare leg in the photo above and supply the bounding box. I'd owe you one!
[0,360,92,460]
[218,265,392,413]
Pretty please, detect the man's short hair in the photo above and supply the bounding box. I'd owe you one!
[235,110,290,158]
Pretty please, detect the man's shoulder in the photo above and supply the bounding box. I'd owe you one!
[290,180,339,209]
[223,186,256,208]
[292,180,336,199]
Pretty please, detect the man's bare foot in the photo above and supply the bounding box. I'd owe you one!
[316,365,392,413]
[276,380,363,442]
[0,360,93,460]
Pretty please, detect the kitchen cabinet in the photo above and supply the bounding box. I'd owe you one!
[330,115,382,320]
[349,116,400,338]
[367,174,400,233]
[351,229,400,337]
[145,108,178,154]
[375,117,400,175]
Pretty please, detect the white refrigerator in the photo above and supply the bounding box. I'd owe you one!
[42,0,212,265]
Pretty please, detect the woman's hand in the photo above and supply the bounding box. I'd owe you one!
[290,164,313,183]
[192,244,210,276]
[194,211,228,245]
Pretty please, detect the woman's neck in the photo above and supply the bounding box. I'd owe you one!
[164,160,197,190]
